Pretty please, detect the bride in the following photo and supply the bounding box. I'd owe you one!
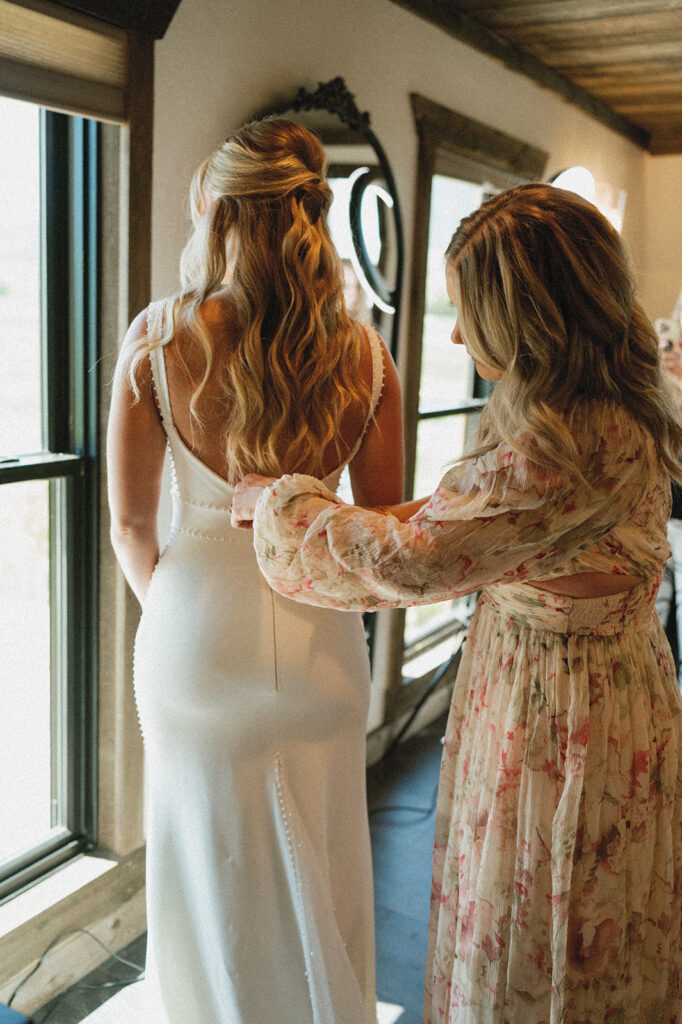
[106,116,403,1023]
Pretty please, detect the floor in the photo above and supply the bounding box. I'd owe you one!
[29,714,446,1024]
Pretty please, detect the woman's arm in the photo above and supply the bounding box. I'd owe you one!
[106,311,167,605]
[250,418,652,613]
[232,477,428,528]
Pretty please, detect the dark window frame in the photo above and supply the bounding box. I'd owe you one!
[0,109,99,901]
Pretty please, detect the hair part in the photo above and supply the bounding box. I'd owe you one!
[128,117,369,482]
[446,183,682,483]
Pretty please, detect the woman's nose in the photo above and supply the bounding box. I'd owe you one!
[452,323,463,346]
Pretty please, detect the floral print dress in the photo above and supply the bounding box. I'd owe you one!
[252,402,682,1024]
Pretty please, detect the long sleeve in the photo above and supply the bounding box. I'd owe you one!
[252,405,660,613]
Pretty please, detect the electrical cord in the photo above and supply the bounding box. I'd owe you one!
[368,778,440,824]
[7,927,144,1022]
[381,648,461,763]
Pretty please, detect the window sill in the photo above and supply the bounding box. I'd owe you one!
[0,854,118,939]
[0,847,146,1014]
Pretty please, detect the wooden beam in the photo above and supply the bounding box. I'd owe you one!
[497,10,682,44]
[649,132,682,154]
[389,0,650,148]
[548,40,682,67]
[456,0,682,30]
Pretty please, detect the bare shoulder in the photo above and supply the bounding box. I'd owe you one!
[114,307,153,390]
[199,287,239,334]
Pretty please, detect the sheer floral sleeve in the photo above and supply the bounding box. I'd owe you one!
[252,406,659,612]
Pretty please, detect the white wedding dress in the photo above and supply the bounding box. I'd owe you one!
[133,315,383,1024]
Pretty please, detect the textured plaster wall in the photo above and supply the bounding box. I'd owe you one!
[641,154,682,321]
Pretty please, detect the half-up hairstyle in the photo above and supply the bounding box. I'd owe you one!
[129,117,370,482]
[446,183,682,482]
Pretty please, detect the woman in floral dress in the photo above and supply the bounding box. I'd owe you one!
[233,184,682,1023]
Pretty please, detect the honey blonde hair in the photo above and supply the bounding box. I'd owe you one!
[129,117,369,482]
[446,183,682,483]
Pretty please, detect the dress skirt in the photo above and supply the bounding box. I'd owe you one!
[424,578,682,1024]
[134,509,377,1024]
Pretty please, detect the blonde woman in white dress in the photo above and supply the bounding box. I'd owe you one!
[107,117,403,1023]
[235,184,682,1023]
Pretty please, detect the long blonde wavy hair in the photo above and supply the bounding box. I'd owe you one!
[446,183,682,483]
[129,117,369,482]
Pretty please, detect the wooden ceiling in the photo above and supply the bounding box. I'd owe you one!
[391,0,682,154]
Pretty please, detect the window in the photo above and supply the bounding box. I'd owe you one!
[0,96,98,900]
[550,166,627,233]
[401,96,548,688]
[403,174,489,681]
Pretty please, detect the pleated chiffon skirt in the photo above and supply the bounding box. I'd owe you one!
[425,578,682,1024]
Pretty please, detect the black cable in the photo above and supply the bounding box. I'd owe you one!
[382,650,459,763]
[8,927,144,1016]
[368,779,440,824]
[33,972,145,1024]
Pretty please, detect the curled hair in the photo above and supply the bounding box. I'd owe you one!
[446,183,682,483]
[129,117,369,482]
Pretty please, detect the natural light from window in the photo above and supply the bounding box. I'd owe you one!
[0,96,55,865]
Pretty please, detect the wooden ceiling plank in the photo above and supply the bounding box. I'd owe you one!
[587,83,682,102]
[389,0,650,147]
[572,66,682,90]
[538,41,682,67]
[455,0,682,30]
[619,107,682,120]
[649,134,682,153]
[616,105,682,119]
[498,11,682,47]
[569,58,682,78]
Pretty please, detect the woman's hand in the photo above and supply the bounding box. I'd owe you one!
[232,474,278,529]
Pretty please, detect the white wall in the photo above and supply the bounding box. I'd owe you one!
[152,0,650,349]
[641,154,682,321]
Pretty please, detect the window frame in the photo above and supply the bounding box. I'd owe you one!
[381,97,549,719]
[0,108,99,901]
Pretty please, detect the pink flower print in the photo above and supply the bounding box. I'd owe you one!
[458,901,477,958]
[594,824,621,873]
[475,809,489,830]
[567,917,622,978]
[481,929,506,963]
[630,821,646,842]
[630,749,650,785]
[570,719,590,749]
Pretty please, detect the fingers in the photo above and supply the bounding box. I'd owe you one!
[231,474,277,529]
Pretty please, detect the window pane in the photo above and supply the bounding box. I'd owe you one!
[0,97,43,455]
[0,479,57,863]
[412,412,480,500]
[419,176,484,412]
[406,412,481,666]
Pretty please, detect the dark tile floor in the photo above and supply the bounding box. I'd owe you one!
[30,714,446,1024]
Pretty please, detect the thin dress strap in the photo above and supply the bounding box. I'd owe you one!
[145,302,174,435]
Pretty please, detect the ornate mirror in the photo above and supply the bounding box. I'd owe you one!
[262,77,404,359]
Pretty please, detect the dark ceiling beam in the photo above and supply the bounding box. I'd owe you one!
[44,0,182,38]
[389,0,651,150]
